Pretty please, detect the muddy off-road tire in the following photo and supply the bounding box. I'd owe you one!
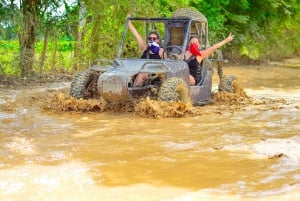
[219,75,237,93]
[158,77,190,103]
[70,70,100,99]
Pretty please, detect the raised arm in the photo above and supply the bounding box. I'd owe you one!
[199,33,234,59]
[127,13,147,51]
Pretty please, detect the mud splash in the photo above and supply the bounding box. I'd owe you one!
[43,86,250,119]
[43,77,293,119]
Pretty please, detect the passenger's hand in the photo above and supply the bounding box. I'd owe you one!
[189,43,201,56]
[226,33,234,42]
[127,13,131,19]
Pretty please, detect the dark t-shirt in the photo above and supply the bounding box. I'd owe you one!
[185,56,199,81]
[141,48,161,59]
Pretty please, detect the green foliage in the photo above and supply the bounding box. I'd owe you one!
[243,0,300,60]
[0,40,20,75]
[1,0,300,76]
[0,40,18,50]
[36,39,74,52]
[0,40,73,75]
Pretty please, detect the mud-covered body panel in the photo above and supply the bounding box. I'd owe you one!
[98,69,132,102]
[96,59,191,102]
[190,68,213,105]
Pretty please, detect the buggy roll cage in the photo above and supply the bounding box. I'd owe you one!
[117,17,209,60]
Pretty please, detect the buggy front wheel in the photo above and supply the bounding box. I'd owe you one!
[158,77,190,103]
[70,70,100,99]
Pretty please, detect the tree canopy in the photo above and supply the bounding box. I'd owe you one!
[0,0,299,76]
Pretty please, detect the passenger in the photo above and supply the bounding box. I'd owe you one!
[185,34,234,85]
[127,13,164,86]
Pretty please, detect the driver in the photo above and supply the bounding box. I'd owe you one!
[127,13,164,86]
[127,13,164,59]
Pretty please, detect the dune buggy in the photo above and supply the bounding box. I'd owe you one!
[70,8,236,105]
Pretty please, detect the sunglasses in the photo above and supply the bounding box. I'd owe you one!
[148,36,158,41]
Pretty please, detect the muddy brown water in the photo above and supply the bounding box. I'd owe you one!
[0,62,300,200]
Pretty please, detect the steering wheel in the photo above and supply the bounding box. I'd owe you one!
[162,45,183,60]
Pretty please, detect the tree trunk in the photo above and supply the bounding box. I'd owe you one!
[20,0,40,76]
[73,1,87,70]
[51,37,58,71]
[39,28,49,74]
[89,15,101,63]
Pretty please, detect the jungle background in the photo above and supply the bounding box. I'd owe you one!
[0,0,299,80]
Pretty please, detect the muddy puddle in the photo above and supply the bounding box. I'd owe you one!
[0,63,300,201]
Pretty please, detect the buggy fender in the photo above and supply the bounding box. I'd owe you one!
[190,68,213,105]
[97,70,132,102]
